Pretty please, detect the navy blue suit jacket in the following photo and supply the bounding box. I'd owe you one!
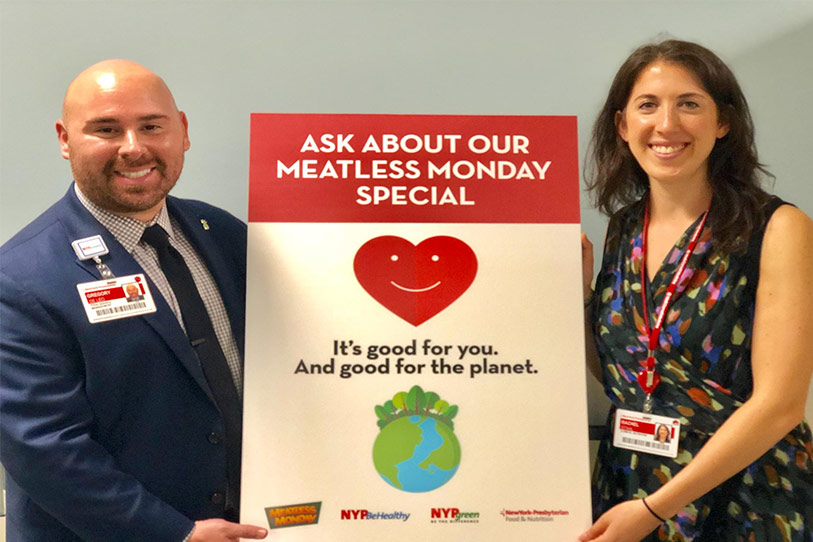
[0,187,247,541]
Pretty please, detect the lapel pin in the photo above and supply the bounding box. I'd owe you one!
[200,219,210,231]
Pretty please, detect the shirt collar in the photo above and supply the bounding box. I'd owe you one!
[74,183,173,253]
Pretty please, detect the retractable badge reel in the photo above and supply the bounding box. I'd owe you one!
[71,235,115,278]
[638,351,660,413]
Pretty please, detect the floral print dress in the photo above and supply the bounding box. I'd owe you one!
[591,198,813,542]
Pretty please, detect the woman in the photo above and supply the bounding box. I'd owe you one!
[655,424,671,444]
[579,40,813,542]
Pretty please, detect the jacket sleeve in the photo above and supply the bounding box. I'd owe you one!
[0,269,195,542]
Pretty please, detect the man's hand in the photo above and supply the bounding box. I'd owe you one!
[189,519,268,541]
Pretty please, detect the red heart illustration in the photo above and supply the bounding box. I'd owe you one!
[354,236,478,326]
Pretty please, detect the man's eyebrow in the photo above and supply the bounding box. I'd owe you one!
[138,114,171,122]
[86,117,118,124]
[85,114,171,124]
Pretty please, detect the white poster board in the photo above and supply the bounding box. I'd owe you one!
[242,114,591,540]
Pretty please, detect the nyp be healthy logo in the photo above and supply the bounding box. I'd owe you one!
[373,385,461,492]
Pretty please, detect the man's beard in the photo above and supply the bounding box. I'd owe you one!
[74,155,179,215]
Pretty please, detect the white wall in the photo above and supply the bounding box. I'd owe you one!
[1,0,812,480]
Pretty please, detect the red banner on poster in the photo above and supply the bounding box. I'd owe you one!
[249,114,579,224]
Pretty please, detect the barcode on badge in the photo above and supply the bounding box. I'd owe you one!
[95,302,147,317]
[621,437,670,452]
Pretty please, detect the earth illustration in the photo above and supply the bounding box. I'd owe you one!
[372,415,461,492]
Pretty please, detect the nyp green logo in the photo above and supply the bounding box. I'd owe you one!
[372,385,461,492]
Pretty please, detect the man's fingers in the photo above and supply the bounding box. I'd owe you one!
[191,519,268,541]
[230,523,268,539]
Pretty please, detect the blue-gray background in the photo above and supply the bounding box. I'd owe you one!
[1,1,812,495]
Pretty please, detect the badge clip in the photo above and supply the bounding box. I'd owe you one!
[93,256,115,279]
[72,236,115,279]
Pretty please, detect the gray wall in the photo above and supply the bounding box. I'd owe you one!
[2,0,812,426]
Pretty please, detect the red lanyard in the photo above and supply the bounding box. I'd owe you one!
[638,203,709,411]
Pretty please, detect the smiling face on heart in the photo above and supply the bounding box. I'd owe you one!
[353,236,478,326]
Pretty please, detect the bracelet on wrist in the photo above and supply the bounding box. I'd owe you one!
[642,497,667,523]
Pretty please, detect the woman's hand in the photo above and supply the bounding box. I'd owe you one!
[578,500,662,542]
[581,232,603,380]
[582,233,594,300]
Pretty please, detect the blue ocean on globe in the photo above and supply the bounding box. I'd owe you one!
[378,415,459,492]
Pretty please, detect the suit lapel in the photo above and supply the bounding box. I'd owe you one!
[59,188,216,403]
[169,199,245,361]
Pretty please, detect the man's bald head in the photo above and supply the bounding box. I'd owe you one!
[56,59,190,222]
[61,59,180,124]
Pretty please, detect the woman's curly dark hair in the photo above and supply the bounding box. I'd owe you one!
[585,39,772,251]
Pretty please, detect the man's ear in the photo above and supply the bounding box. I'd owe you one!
[179,111,190,151]
[56,120,70,160]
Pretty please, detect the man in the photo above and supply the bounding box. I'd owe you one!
[124,283,144,302]
[0,60,267,542]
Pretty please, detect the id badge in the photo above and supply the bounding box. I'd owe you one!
[613,408,680,458]
[77,274,157,323]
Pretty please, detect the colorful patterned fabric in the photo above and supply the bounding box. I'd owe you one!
[591,198,813,542]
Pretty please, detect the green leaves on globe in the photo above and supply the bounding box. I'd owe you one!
[440,404,458,423]
[375,405,390,423]
[374,385,458,430]
[434,399,449,414]
[424,392,440,414]
[406,385,425,413]
[392,392,407,411]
